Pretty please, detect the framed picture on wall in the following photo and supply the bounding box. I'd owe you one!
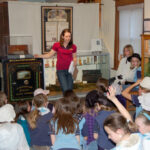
[41,6,73,54]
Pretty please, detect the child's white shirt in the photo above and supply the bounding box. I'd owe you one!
[0,122,29,150]
[111,133,143,150]
[142,132,150,150]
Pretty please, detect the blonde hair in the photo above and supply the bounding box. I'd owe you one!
[123,44,134,57]
[0,91,7,107]
[27,94,48,129]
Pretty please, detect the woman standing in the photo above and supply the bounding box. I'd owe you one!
[35,29,77,93]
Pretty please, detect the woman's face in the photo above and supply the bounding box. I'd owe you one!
[124,48,131,57]
[135,117,150,134]
[131,57,141,68]
[62,32,71,44]
[104,126,123,144]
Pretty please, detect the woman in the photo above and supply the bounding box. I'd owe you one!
[35,29,77,93]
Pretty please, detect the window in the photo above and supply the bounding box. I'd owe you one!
[119,4,143,56]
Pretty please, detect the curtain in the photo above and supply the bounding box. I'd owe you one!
[118,4,143,56]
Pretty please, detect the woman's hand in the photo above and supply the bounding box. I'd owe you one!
[34,54,40,58]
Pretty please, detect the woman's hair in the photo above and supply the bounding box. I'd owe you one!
[53,98,78,134]
[104,113,137,133]
[14,100,30,121]
[0,91,7,107]
[123,44,134,57]
[137,111,150,126]
[27,94,48,129]
[59,29,73,48]
[96,78,108,94]
[85,90,115,111]
[63,90,80,114]
[139,85,150,93]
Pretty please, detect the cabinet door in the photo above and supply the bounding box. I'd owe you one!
[141,35,150,77]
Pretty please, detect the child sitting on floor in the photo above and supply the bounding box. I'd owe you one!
[0,104,29,150]
[15,100,31,146]
[82,90,116,150]
[107,86,150,150]
[50,98,80,150]
[27,94,53,150]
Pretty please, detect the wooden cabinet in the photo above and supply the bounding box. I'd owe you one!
[141,34,150,77]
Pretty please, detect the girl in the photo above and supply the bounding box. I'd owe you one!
[64,90,86,149]
[15,100,31,146]
[104,113,142,150]
[50,98,80,150]
[82,90,116,150]
[135,111,150,150]
[27,94,53,150]
[122,77,150,117]
[106,86,149,149]
[35,29,77,93]
[0,104,29,150]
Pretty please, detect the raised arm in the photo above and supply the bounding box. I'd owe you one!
[107,86,132,122]
[34,49,56,59]
[122,79,142,101]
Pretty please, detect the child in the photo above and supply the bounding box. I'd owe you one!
[15,100,31,146]
[0,91,7,107]
[64,90,86,149]
[104,113,142,150]
[82,90,116,150]
[27,94,53,150]
[135,111,150,150]
[96,77,108,95]
[82,90,99,150]
[112,53,141,95]
[50,98,80,150]
[107,86,150,150]
[0,104,29,150]
[122,77,150,117]
[33,88,55,113]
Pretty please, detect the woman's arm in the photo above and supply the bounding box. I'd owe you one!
[122,79,142,101]
[73,53,77,66]
[107,86,132,122]
[34,49,56,59]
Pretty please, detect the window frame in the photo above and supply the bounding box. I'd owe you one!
[114,0,144,70]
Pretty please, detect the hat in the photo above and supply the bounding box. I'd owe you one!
[34,88,49,96]
[0,104,16,122]
[127,53,141,62]
[138,93,150,111]
[140,77,150,90]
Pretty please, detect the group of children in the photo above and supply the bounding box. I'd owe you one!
[0,75,150,150]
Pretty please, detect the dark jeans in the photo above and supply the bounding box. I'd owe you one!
[57,70,73,93]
